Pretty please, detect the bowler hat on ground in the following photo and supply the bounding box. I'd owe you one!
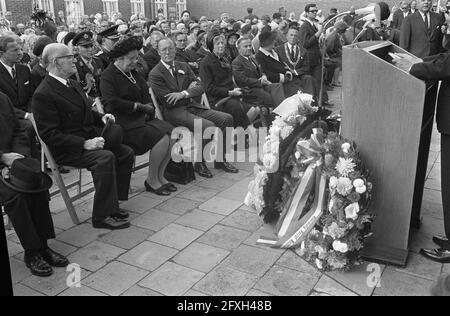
[0,158,52,193]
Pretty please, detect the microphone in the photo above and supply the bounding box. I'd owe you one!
[354,2,391,27]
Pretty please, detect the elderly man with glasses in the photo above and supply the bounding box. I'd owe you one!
[32,43,135,231]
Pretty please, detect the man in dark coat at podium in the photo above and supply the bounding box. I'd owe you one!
[396,52,450,263]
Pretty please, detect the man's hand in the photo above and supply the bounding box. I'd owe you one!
[165,92,185,105]
[315,24,324,37]
[390,53,422,72]
[229,88,243,97]
[83,137,105,151]
[260,75,272,86]
[188,62,199,69]
[102,114,115,125]
[1,153,24,167]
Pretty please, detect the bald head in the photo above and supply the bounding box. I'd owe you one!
[42,43,76,78]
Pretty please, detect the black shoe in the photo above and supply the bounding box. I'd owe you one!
[40,248,69,268]
[93,217,130,230]
[194,162,213,178]
[144,181,171,196]
[163,183,178,192]
[111,209,130,220]
[214,161,239,173]
[433,236,450,248]
[420,248,450,264]
[25,254,53,277]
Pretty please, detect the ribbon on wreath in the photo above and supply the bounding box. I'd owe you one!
[257,129,328,249]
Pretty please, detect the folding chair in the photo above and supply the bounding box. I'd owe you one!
[30,114,95,225]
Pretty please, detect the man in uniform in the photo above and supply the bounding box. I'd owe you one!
[97,25,121,69]
[72,31,104,100]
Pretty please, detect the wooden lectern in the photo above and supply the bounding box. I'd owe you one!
[341,41,438,267]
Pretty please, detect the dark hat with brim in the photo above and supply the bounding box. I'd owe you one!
[63,32,77,45]
[259,30,277,47]
[109,35,143,59]
[98,25,121,40]
[72,31,94,46]
[33,35,53,56]
[1,158,52,193]
[101,122,124,151]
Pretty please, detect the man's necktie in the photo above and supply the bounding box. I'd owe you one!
[11,67,16,82]
[425,13,430,34]
[290,46,296,61]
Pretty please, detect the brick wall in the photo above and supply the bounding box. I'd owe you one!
[187,0,399,21]
[5,0,34,26]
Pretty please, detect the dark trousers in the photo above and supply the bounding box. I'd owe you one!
[165,106,234,161]
[0,183,55,252]
[310,63,329,103]
[19,119,39,159]
[441,134,450,238]
[57,145,134,220]
[246,84,286,107]
[216,97,252,129]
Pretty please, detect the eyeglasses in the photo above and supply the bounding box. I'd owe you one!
[54,54,74,61]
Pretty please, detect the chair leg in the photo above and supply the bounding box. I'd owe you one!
[52,167,80,225]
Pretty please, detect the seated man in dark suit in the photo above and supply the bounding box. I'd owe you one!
[0,35,37,157]
[256,30,315,99]
[0,91,69,277]
[232,36,285,108]
[275,26,318,99]
[143,30,163,76]
[174,31,201,75]
[32,43,135,231]
[149,37,238,178]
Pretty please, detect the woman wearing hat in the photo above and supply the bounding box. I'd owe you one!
[0,91,69,277]
[224,31,240,62]
[100,35,176,196]
[199,29,260,130]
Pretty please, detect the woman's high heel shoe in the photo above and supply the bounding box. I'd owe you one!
[145,181,171,196]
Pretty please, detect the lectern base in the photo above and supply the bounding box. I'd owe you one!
[361,243,409,268]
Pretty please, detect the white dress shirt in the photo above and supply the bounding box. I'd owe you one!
[49,72,68,86]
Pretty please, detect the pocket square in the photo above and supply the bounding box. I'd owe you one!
[24,81,30,85]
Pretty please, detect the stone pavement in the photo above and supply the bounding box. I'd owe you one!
[5,88,447,296]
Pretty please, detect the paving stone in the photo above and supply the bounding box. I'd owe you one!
[67,241,126,272]
[374,269,434,296]
[308,291,332,296]
[327,262,384,296]
[13,284,45,296]
[56,223,110,248]
[220,209,263,232]
[254,265,319,296]
[7,240,23,257]
[175,209,225,231]
[173,242,230,273]
[223,244,282,277]
[314,275,358,296]
[118,241,178,271]
[243,225,286,255]
[425,178,441,191]
[131,209,179,232]
[58,286,107,296]
[10,257,32,284]
[198,225,251,251]
[193,265,258,296]
[84,261,149,296]
[47,239,78,257]
[197,177,236,191]
[139,262,205,296]
[21,267,90,296]
[120,195,163,214]
[148,224,203,250]
[155,198,201,215]
[420,216,446,236]
[246,289,273,296]
[99,226,154,250]
[217,184,250,202]
[121,285,163,296]
[408,229,436,255]
[278,251,322,279]
[177,187,219,202]
[185,289,208,296]
[199,197,243,216]
[423,188,442,203]
[388,253,442,281]
[422,199,444,220]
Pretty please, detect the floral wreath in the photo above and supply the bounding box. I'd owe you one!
[245,93,374,271]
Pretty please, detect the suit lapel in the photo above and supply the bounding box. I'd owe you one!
[158,62,179,90]
[47,76,85,109]
[0,63,17,91]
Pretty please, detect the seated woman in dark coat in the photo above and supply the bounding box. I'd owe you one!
[200,29,260,130]
[100,36,176,196]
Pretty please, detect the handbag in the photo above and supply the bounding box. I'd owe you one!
[164,159,196,185]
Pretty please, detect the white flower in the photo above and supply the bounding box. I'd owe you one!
[177,69,185,75]
[336,177,353,196]
[333,240,349,253]
[295,151,301,160]
[316,259,323,270]
[335,158,356,177]
[328,198,335,213]
[353,179,364,188]
[345,203,360,220]
[269,125,281,138]
[355,185,367,194]
[329,176,338,189]
[341,143,351,154]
